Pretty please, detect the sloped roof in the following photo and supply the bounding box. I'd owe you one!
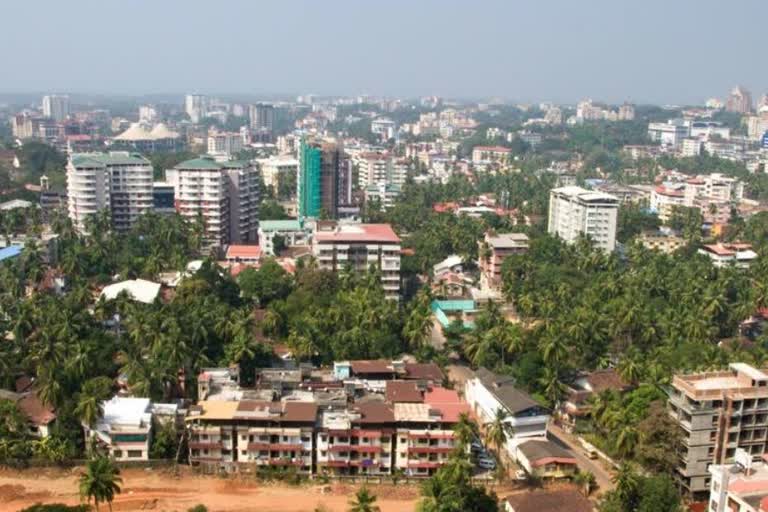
[405,363,444,382]
[517,439,577,467]
[149,123,179,139]
[504,490,592,512]
[475,367,547,415]
[386,381,424,403]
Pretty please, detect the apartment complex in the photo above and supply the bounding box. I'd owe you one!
[313,223,401,300]
[668,363,768,497]
[67,152,153,233]
[186,360,463,477]
[85,397,153,461]
[547,186,619,252]
[708,456,768,512]
[478,232,529,291]
[355,152,408,189]
[249,103,275,141]
[256,155,298,194]
[207,130,244,157]
[727,86,753,114]
[298,138,345,218]
[257,219,313,256]
[471,146,512,164]
[167,156,259,248]
[185,94,208,123]
[42,94,70,122]
[648,120,690,148]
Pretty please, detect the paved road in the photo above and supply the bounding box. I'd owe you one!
[548,423,615,493]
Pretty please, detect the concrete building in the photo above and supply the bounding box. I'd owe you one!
[257,219,313,256]
[478,232,529,291]
[256,155,298,195]
[364,183,401,211]
[152,182,175,215]
[667,363,768,497]
[727,86,753,114]
[548,186,619,252]
[139,105,159,123]
[638,230,686,254]
[465,368,551,458]
[298,138,344,219]
[207,130,244,157]
[168,156,259,248]
[249,103,274,142]
[650,184,687,222]
[371,117,396,140]
[185,94,208,123]
[86,397,153,461]
[648,120,690,148]
[618,103,636,121]
[708,455,768,512]
[699,243,758,269]
[313,223,401,300]
[471,146,512,164]
[42,95,70,122]
[67,152,154,233]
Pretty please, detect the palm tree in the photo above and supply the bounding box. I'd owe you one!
[612,463,639,510]
[615,425,639,457]
[484,407,509,476]
[79,455,123,512]
[453,412,479,452]
[348,486,380,512]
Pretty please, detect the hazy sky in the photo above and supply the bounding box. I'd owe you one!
[2,0,766,104]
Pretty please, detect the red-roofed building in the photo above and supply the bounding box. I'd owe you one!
[313,223,401,300]
[225,245,262,263]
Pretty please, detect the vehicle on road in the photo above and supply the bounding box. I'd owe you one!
[477,456,496,470]
[580,439,599,459]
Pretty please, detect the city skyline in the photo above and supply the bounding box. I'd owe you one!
[1,0,767,104]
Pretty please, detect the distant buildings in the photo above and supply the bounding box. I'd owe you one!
[298,138,347,219]
[668,363,768,497]
[167,156,259,247]
[249,103,274,142]
[647,120,690,148]
[256,155,299,195]
[478,232,529,291]
[67,152,154,233]
[207,130,244,158]
[42,95,70,122]
[313,223,401,300]
[112,123,181,153]
[471,146,512,164]
[257,219,312,256]
[651,173,744,222]
[185,94,208,123]
[699,243,757,269]
[638,230,685,254]
[726,86,753,114]
[548,186,619,252]
[355,152,408,189]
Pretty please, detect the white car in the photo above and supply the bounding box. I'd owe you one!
[478,456,496,470]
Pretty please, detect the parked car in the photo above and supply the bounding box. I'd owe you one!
[477,456,496,470]
[470,440,484,454]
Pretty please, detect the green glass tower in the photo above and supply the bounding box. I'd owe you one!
[298,139,322,218]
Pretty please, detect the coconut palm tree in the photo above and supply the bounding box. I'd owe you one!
[484,407,510,476]
[348,486,380,512]
[453,412,480,452]
[79,455,123,512]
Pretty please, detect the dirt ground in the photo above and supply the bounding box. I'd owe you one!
[0,466,433,512]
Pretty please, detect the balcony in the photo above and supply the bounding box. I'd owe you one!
[188,441,222,450]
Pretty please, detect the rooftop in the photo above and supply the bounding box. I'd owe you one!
[551,186,619,204]
[485,232,529,249]
[99,397,151,428]
[0,199,34,211]
[504,489,593,512]
[71,151,150,167]
[385,381,424,403]
[516,439,577,467]
[314,223,400,244]
[101,279,161,304]
[225,245,262,260]
[0,245,23,262]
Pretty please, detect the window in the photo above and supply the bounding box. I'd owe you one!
[113,450,123,458]
[127,450,143,458]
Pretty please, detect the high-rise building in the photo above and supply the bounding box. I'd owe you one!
[167,156,259,247]
[207,130,244,157]
[313,222,401,300]
[185,94,208,123]
[139,105,159,123]
[667,363,768,498]
[355,152,408,189]
[726,86,753,114]
[249,103,274,141]
[298,138,344,219]
[67,152,154,233]
[548,186,619,252]
[42,95,70,122]
[478,232,529,291]
[618,102,636,121]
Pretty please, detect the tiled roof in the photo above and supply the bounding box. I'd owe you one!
[405,363,444,382]
[350,360,394,375]
[585,369,631,393]
[517,439,576,467]
[226,245,262,260]
[353,402,395,424]
[504,490,592,512]
[314,224,400,244]
[386,381,424,403]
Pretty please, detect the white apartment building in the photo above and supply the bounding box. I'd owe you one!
[185,94,208,123]
[651,184,687,222]
[364,183,402,211]
[257,219,313,256]
[85,397,153,461]
[256,155,299,193]
[207,131,244,158]
[139,105,159,123]
[648,120,690,148]
[167,156,259,248]
[67,152,153,233]
[355,152,408,189]
[42,94,70,121]
[548,186,619,252]
[313,223,401,300]
[371,117,396,140]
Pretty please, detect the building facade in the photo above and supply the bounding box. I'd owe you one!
[547,186,619,252]
[67,152,153,233]
[42,95,70,122]
[478,232,529,290]
[298,138,344,219]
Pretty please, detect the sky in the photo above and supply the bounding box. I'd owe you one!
[2,0,766,104]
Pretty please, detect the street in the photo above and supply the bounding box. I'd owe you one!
[548,422,615,493]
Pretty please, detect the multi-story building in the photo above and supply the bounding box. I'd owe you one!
[298,138,344,219]
[317,403,396,476]
[257,219,313,256]
[139,105,159,123]
[371,118,396,140]
[355,152,408,189]
[618,103,636,121]
[249,103,274,142]
[67,152,153,233]
[185,94,208,123]
[167,156,259,248]
[42,94,70,122]
[727,86,753,114]
[187,400,317,473]
[699,243,757,269]
[207,130,244,158]
[708,455,768,512]
[667,363,768,497]
[471,146,512,164]
[85,397,153,461]
[650,184,687,222]
[648,120,690,148]
[364,183,401,211]
[548,186,619,252]
[638,230,685,254]
[256,155,299,195]
[478,232,529,290]
[394,401,461,477]
[313,223,401,300]
[685,174,745,203]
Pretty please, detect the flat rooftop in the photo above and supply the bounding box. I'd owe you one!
[314,223,400,244]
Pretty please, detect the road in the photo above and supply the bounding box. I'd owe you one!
[548,423,615,493]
